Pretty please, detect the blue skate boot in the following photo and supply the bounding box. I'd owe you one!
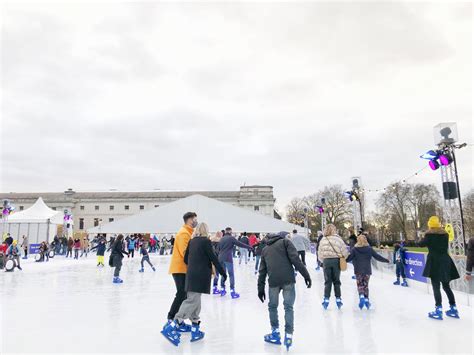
[336,298,343,309]
[401,279,408,287]
[152,266,156,272]
[358,295,365,310]
[139,268,144,273]
[113,277,123,284]
[190,322,205,342]
[177,322,192,333]
[220,287,227,297]
[284,333,293,351]
[230,288,240,299]
[212,286,220,295]
[322,298,329,310]
[393,278,400,285]
[428,306,443,320]
[364,297,371,310]
[161,320,181,346]
[445,305,460,319]
[264,328,281,345]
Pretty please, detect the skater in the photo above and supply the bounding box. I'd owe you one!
[315,231,323,270]
[6,240,22,271]
[36,241,49,262]
[238,232,250,265]
[128,237,136,258]
[216,227,253,297]
[110,234,129,283]
[91,238,106,267]
[248,233,258,260]
[393,242,408,287]
[80,237,89,257]
[419,216,460,320]
[258,231,312,351]
[21,235,28,259]
[466,236,474,281]
[290,229,310,266]
[165,212,197,330]
[139,242,155,272]
[162,223,227,346]
[346,235,389,309]
[73,238,81,259]
[318,224,349,309]
[254,236,266,275]
[210,231,223,290]
[66,237,73,258]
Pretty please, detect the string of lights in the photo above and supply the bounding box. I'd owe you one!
[360,165,430,193]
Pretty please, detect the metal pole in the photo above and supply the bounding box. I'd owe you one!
[451,149,467,246]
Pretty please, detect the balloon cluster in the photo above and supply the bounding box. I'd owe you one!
[63,213,73,222]
[2,200,15,216]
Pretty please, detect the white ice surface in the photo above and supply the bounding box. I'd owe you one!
[0,253,472,355]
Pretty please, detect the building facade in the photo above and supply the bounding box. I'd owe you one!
[0,186,276,231]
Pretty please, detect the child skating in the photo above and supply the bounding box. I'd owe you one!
[139,242,155,272]
[393,242,408,287]
[91,238,106,267]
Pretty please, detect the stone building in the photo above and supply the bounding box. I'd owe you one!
[0,185,277,231]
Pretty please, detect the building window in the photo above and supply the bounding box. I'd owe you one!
[80,205,84,210]
[79,218,84,230]
[95,205,99,211]
[254,206,260,211]
[109,218,114,222]
[94,218,99,227]
[154,205,159,208]
[124,205,129,210]
[19,206,24,211]
[109,205,114,211]
[140,205,144,210]
[52,207,56,211]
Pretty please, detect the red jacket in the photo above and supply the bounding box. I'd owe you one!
[249,235,258,247]
[0,243,7,254]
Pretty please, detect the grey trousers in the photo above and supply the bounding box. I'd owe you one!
[174,292,202,324]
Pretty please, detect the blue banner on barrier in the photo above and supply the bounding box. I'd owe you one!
[404,252,427,283]
[29,244,41,254]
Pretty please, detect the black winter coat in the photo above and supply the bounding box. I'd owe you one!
[346,246,389,275]
[419,230,459,282]
[258,233,311,291]
[184,237,226,294]
[466,237,474,275]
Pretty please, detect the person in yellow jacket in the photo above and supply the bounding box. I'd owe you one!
[165,211,198,332]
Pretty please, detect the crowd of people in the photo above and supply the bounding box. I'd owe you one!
[1,211,473,351]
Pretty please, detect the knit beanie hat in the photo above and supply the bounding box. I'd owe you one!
[428,216,442,229]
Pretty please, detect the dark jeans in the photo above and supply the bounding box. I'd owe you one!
[255,255,261,272]
[66,249,72,258]
[268,283,296,334]
[395,262,406,278]
[74,249,79,259]
[431,279,456,307]
[113,255,123,277]
[298,251,306,265]
[323,258,341,298]
[141,255,153,269]
[220,261,235,289]
[167,273,187,320]
[128,249,134,258]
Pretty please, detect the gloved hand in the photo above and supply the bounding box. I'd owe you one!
[305,277,312,288]
[258,289,266,303]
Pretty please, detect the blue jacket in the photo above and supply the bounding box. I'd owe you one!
[91,242,106,256]
[128,239,136,249]
[393,246,407,264]
[346,246,389,275]
[218,234,252,263]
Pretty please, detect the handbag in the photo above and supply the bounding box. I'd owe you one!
[325,236,347,271]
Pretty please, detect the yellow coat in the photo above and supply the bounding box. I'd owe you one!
[168,224,193,274]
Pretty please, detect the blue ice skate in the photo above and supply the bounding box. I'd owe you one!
[161,321,181,346]
[428,306,443,320]
[212,286,220,295]
[364,298,371,310]
[322,298,329,310]
[113,277,123,284]
[284,333,293,351]
[230,288,240,299]
[152,266,156,272]
[220,287,227,297]
[264,329,281,345]
[393,279,400,285]
[190,322,205,342]
[401,279,408,287]
[177,322,192,332]
[139,268,144,273]
[445,305,459,319]
[358,295,365,310]
[336,298,343,309]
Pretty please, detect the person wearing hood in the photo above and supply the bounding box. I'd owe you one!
[165,212,198,332]
[317,224,349,309]
[419,216,460,320]
[346,235,389,309]
[215,227,253,298]
[254,236,266,275]
[258,231,311,351]
[393,242,408,287]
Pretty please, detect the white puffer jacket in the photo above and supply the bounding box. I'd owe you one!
[318,235,349,261]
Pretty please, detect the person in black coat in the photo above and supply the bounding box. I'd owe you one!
[162,223,227,345]
[419,216,460,320]
[346,235,389,309]
[258,231,311,350]
[110,234,129,283]
[466,237,474,281]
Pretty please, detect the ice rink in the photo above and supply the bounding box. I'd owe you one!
[1,253,472,355]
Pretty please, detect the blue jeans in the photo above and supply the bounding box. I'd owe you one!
[268,283,296,334]
[220,261,235,289]
[239,247,248,264]
[255,255,261,272]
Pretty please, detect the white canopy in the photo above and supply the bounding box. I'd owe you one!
[7,197,64,224]
[87,194,303,234]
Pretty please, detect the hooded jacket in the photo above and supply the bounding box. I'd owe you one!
[419,228,459,282]
[258,232,311,291]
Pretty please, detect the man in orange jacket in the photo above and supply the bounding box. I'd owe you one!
[165,211,198,332]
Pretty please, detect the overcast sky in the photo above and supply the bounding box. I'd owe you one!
[1,1,472,213]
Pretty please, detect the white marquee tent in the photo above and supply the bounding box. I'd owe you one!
[87,194,304,234]
[3,197,65,244]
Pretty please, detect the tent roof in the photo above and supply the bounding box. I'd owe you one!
[87,194,303,234]
[7,197,64,224]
